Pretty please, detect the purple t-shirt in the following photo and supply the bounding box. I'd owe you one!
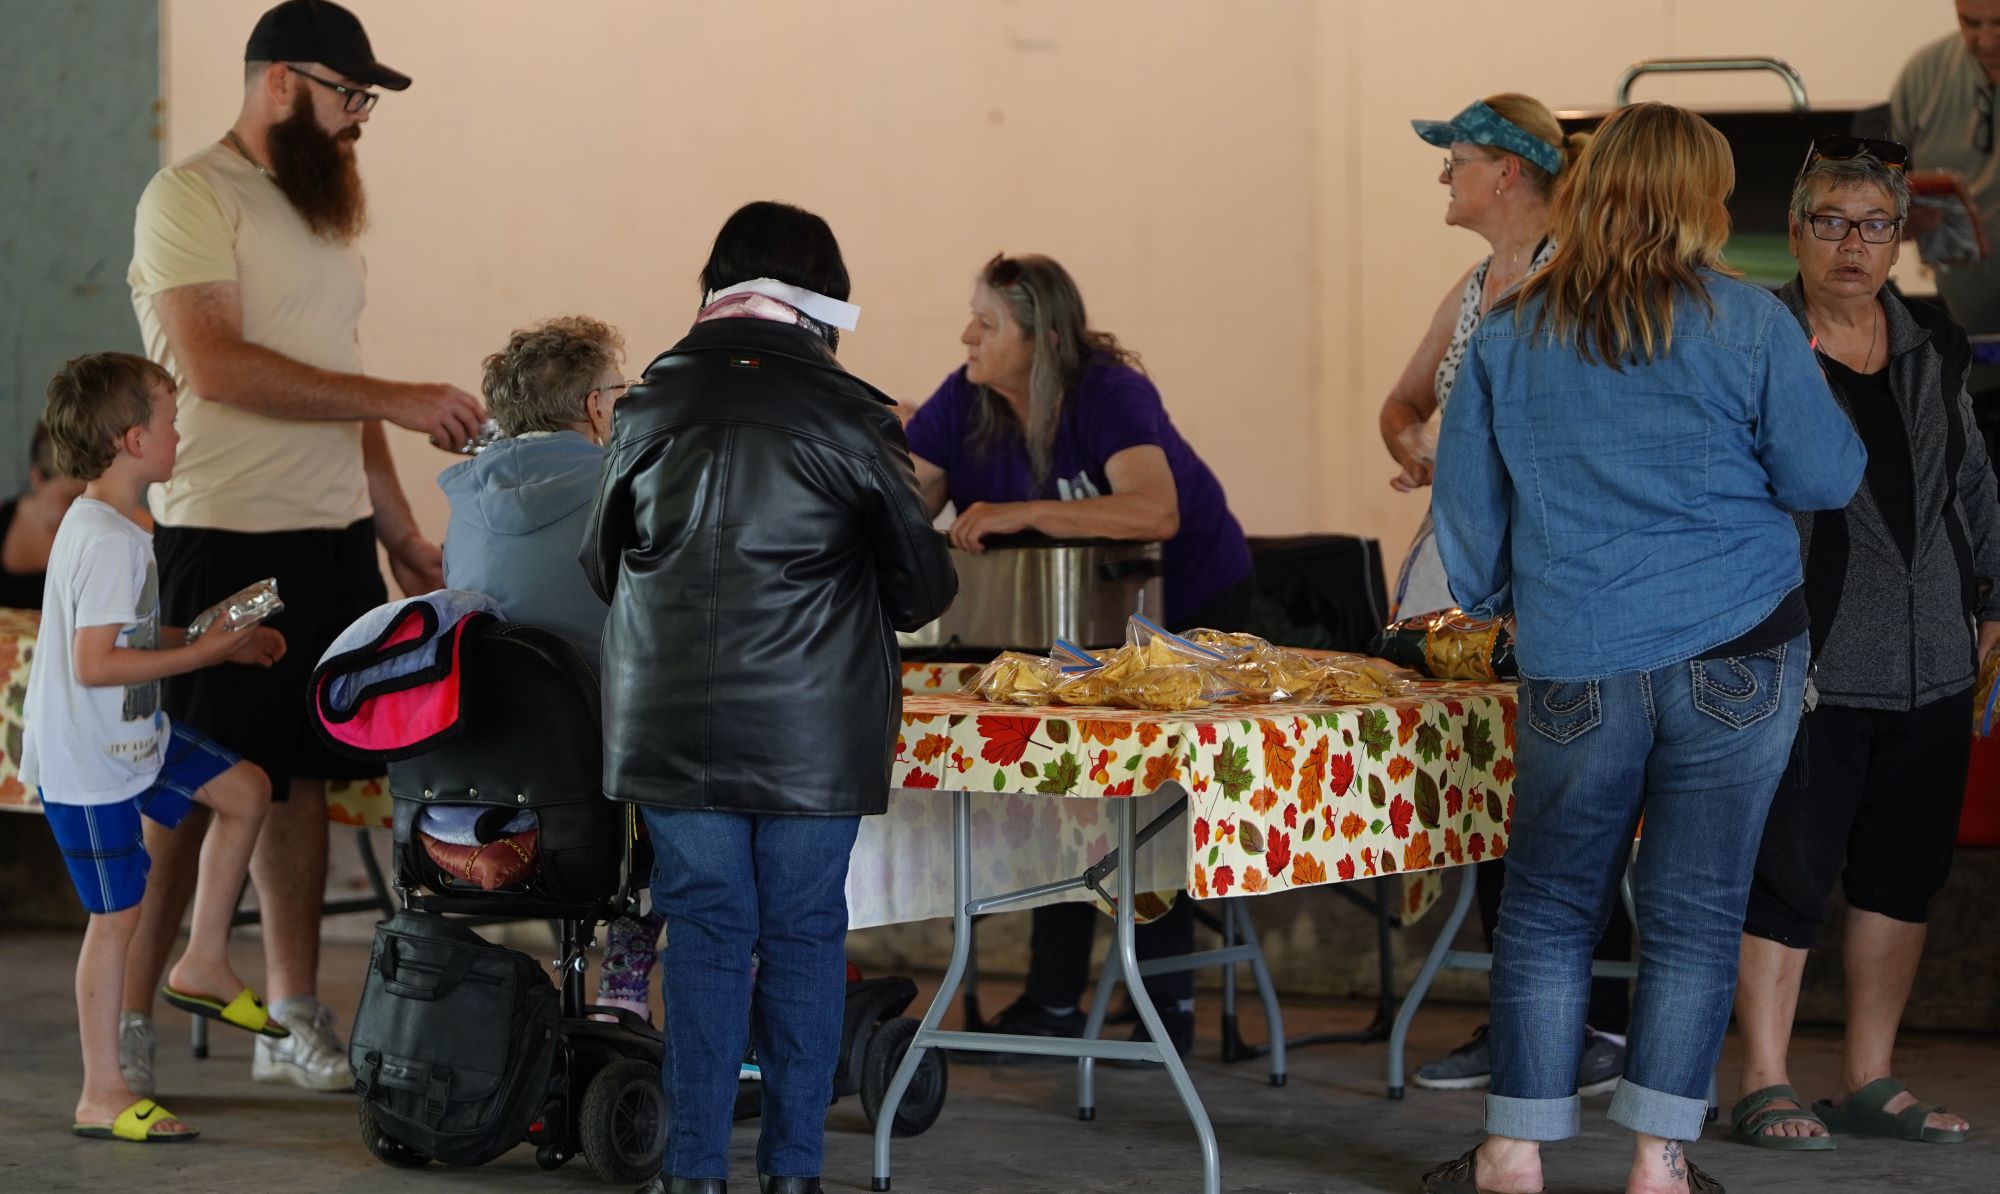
[904,359,1252,627]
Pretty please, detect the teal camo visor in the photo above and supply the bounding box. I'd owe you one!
[1412,99,1564,176]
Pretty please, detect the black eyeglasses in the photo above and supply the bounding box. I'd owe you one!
[1802,212,1903,244]
[286,65,378,114]
[1799,134,1910,177]
[1978,85,1994,155]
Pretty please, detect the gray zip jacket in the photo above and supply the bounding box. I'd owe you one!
[1778,279,2000,711]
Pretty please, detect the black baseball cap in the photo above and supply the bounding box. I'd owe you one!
[245,0,411,91]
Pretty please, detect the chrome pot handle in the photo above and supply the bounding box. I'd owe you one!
[1615,56,1809,112]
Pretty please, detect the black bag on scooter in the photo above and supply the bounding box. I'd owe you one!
[350,909,559,1166]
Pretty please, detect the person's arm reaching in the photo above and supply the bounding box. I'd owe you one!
[362,420,443,596]
[151,280,485,451]
[1431,335,1513,617]
[948,445,1178,550]
[1380,266,1477,491]
[72,621,284,688]
[870,417,957,630]
[1753,306,1866,513]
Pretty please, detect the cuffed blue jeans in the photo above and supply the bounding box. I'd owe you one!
[1485,633,1806,1144]
[643,807,862,1181]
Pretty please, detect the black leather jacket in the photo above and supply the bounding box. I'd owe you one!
[581,318,956,815]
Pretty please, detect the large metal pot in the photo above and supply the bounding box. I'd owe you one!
[906,534,1164,654]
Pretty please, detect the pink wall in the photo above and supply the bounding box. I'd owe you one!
[160,0,1949,588]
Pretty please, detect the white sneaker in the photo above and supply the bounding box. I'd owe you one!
[119,1012,156,1098]
[252,999,352,1092]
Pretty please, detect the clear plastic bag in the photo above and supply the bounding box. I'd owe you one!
[969,616,1419,710]
[1367,608,1516,681]
[1048,620,1238,711]
[970,651,1061,705]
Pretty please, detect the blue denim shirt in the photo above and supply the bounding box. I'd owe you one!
[1434,271,1866,681]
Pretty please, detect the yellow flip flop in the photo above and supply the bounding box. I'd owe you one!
[73,1098,200,1142]
[160,985,290,1039]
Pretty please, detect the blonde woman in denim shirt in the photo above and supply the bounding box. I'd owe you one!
[1422,103,1866,1194]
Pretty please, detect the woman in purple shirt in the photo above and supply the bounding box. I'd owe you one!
[904,252,1252,1057]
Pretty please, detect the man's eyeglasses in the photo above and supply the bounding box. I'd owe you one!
[286,65,378,114]
[1802,212,1903,244]
[593,380,637,400]
[1798,134,1910,177]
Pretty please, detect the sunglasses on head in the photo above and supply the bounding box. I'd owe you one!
[1799,135,1910,177]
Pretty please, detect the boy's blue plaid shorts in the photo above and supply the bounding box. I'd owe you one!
[43,723,241,914]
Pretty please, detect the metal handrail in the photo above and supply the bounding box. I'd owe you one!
[1615,56,1810,111]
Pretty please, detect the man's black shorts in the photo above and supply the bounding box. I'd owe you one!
[156,518,389,800]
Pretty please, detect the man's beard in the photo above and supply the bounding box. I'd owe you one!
[266,91,367,242]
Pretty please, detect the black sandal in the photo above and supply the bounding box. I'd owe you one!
[1419,1148,1532,1193]
[1684,1158,1725,1193]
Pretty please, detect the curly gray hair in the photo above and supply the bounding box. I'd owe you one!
[480,316,625,437]
[1790,154,1911,228]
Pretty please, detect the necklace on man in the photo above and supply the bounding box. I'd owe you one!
[223,129,272,178]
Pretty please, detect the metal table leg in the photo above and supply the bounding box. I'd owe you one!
[1104,796,1221,1193]
[1231,901,1287,1087]
[872,789,1222,1194]
[1385,862,1479,1098]
[872,792,977,1192]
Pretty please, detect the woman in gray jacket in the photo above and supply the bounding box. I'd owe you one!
[439,316,664,1020]
[1731,138,2000,1153]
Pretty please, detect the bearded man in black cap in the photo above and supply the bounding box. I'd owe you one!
[120,0,486,1095]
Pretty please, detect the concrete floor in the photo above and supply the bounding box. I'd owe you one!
[0,928,1993,1194]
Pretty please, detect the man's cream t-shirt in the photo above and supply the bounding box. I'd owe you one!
[129,141,372,532]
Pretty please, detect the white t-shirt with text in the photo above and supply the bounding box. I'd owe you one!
[20,499,170,805]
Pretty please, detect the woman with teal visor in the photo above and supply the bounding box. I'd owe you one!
[1379,96,1636,1103]
[1381,94,1585,619]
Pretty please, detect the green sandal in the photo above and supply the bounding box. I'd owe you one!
[1729,1084,1835,1151]
[160,985,290,1039]
[1816,1077,1968,1144]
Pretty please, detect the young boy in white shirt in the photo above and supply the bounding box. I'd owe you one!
[24,352,288,1143]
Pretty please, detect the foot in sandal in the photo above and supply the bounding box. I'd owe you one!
[1817,1076,1969,1143]
[1728,1083,1834,1150]
[72,1097,198,1142]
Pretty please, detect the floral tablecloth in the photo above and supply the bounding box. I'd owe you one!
[1,613,1517,927]
[0,608,38,808]
[890,673,1520,924]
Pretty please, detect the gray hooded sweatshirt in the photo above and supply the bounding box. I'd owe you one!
[439,431,608,670]
[1778,279,2000,711]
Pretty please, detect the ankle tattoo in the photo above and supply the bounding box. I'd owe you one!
[1663,1141,1686,1181]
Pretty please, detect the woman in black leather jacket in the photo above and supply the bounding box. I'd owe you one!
[582,202,956,1194]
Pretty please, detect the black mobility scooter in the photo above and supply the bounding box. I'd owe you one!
[314,609,943,1185]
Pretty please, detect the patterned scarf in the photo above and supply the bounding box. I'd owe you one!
[695,291,838,351]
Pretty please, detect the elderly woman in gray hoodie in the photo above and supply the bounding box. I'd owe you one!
[438,315,658,1017]
[1730,138,2000,1155]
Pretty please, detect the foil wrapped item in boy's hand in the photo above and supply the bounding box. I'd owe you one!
[187,578,284,642]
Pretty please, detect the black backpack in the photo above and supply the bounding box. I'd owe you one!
[350,910,559,1165]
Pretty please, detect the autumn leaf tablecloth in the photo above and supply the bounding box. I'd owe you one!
[6,631,1518,928]
[890,676,1521,925]
[0,608,39,809]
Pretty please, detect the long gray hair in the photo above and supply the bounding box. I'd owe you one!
[969,254,1142,491]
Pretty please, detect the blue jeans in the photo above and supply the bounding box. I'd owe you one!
[642,807,862,1181]
[1485,633,1807,1144]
